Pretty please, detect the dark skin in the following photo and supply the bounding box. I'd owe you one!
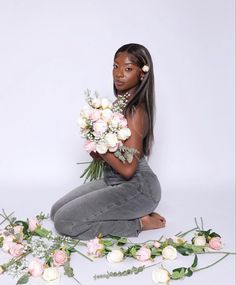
[90,52,166,230]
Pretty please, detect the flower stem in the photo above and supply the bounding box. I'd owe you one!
[199,251,236,255]
[74,249,94,262]
[0,210,15,226]
[144,261,162,269]
[200,217,204,230]
[178,227,198,238]
[72,276,83,285]
[194,218,201,230]
[193,253,230,273]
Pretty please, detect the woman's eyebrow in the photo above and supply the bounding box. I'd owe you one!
[114,61,135,65]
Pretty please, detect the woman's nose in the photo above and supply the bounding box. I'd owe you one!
[114,68,124,78]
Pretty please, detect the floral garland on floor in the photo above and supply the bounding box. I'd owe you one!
[0,210,235,284]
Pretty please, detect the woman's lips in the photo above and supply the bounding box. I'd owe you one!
[115,81,125,87]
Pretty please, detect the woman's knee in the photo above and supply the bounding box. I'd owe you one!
[53,210,73,236]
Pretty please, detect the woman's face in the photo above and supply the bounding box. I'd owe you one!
[113,52,142,94]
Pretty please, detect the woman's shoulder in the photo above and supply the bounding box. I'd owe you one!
[127,104,149,138]
[129,103,148,122]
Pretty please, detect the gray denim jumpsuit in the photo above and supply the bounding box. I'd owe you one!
[51,157,161,240]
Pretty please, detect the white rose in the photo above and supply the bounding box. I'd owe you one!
[172,236,185,244]
[194,235,206,246]
[104,133,118,148]
[42,267,60,283]
[162,245,177,260]
[95,142,108,154]
[152,268,170,284]
[107,249,124,263]
[101,98,112,109]
[110,118,119,128]
[80,106,91,119]
[77,117,87,129]
[101,109,113,122]
[91,98,101,108]
[117,128,131,140]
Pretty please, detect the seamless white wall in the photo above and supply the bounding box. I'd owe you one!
[0,0,235,211]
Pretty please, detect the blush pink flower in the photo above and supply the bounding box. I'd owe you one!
[135,246,151,261]
[53,250,68,266]
[90,109,101,121]
[154,241,161,248]
[2,235,15,252]
[209,237,223,250]
[28,258,44,277]
[93,119,107,136]
[86,237,104,257]
[28,218,40,232]
[9,242,24,257]
[84,140,96,153]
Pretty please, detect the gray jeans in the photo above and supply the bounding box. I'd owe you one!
[51,157,161,240]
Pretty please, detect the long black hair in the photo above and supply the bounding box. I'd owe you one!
[113,43,156,157]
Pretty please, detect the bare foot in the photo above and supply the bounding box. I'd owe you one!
[140,213,166,230]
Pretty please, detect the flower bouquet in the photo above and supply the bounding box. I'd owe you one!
[77,90,138,182]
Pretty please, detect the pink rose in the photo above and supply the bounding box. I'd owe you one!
[86,237,104,257]
[28,218,40,232]
[84,140,96,153]
[90,109,101,121]
[93,119,107,136]
[53,250,68,266]
[154,241,161,248]
[28,258,44,277]
[209,237,222,250]
[119,118,128,128]
[9,242,24,257]
[135,246,151,261]
[2,236,15,252]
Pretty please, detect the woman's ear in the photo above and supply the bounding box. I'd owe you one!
[140,71,145,81]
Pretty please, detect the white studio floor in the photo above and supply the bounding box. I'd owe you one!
[0,185,235,285]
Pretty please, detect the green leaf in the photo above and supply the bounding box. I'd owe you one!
[64,265,74,277]
[171,267,186,280]
[34,227,50,238]
[17,273,30,284]
[130,247,137,257]
[191,254,198,269]
[117,237,128,246]
[185,268,193,277]
[176,245,193,256]
[151,247,161,257]
[102,240,114,247]
[209,232,221,238]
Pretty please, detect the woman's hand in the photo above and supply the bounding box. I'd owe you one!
[90,151,102,161]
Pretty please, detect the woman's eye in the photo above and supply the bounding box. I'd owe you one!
[125,67,132,71]
[113,64,118,69]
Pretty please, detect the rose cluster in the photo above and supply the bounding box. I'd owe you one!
[78,93,131,155]
[0,214,73,284]
[87,227,229,284]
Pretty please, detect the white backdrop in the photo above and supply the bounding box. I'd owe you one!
[0,0,235,213]
[0,1,235,285]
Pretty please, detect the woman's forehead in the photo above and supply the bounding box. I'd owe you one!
[114,52,137,64]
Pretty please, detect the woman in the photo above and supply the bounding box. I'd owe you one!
[51,43,166,240]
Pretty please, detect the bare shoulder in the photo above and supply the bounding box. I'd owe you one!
[126,104,149,138]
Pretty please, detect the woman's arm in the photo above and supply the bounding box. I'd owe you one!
[100,105,149,179]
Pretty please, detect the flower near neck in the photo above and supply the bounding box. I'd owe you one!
[142,65,149,73]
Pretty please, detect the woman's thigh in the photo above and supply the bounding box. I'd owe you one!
[50,179,107,220]
[54,179,157,224]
